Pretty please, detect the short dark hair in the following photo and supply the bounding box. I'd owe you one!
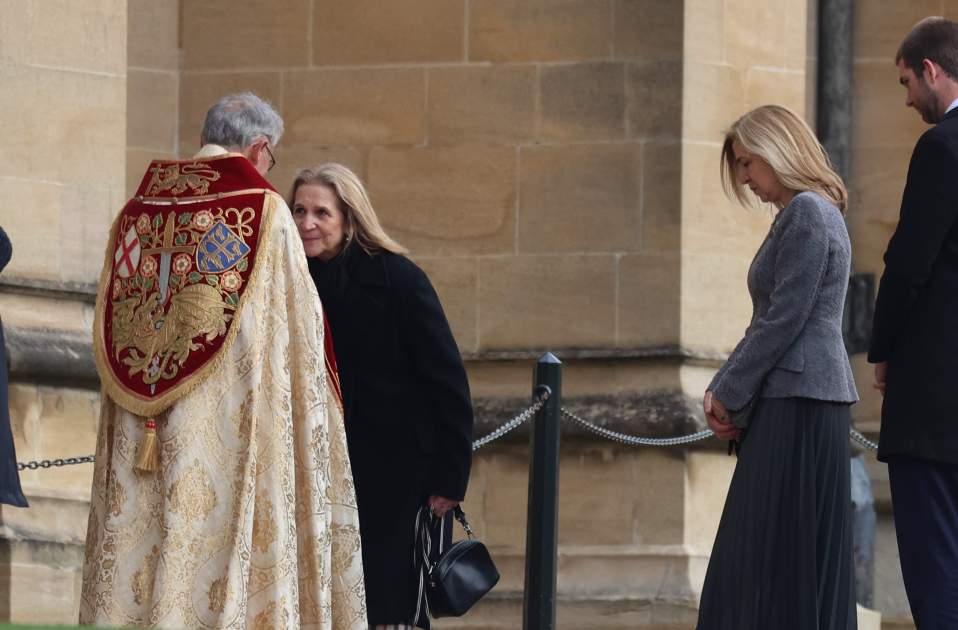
[897,17,958,81]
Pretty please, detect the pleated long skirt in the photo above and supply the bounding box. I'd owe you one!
[696,397,857,630]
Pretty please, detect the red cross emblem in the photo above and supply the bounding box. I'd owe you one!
[113,226,140,279]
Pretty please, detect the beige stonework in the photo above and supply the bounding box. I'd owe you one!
[0,0,911,626]
[468,0,613,63]
[313,0,465,65]
[284,68,427,147]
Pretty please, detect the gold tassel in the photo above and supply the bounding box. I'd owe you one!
[134,418,159,473]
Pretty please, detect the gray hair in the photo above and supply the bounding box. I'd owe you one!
[200,91,284,149]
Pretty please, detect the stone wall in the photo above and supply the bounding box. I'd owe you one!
[0,0,127,622]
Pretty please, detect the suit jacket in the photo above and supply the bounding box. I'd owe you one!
[710,191,859,410]
[869,107,958,464]
[308,246,473,624]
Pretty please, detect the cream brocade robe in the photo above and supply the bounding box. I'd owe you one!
[80,197,367,629]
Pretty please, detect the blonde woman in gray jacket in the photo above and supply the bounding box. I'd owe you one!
[696,105,859,630]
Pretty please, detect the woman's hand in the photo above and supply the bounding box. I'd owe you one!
[704,391,740,441]
[428,495,459,519]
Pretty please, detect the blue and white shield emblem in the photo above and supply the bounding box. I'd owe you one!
[196,221,250,273]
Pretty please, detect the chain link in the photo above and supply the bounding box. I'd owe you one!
[561,408,715,446]
[472,391,551,451]
[17,454,95,471]
[11,402,881,465]
[849,428,879,452]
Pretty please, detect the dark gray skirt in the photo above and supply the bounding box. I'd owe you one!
[696,397,856,630]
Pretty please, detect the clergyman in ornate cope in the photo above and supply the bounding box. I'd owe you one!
[80,117,367,627]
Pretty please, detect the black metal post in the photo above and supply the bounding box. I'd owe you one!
[523,352,562,630]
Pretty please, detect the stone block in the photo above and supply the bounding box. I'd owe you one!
[313,0,464,64]
[128,0,178,70]
[640,142,682,252]
[627,61,682,140]
[178,72,283,154]
[684,451,734,549]
[725,0,791,69]
[617,252,680,347]
[58,186,113,284]
[180,0,310,69]
[744,67,806,115]
[29,387,99,496]
[0,0,125,76]
[427,65,537,146]
[284,68,426,147]
[366,145,516,255]
[478,255,616,350]
[0,179,62,281]
[855,0,940,61]
[3,176,113,284]
[268,145,368,203]
[518,143,641,253]
[0,65,125,190]
[681,252,754,353]
[0,562,80,624]
[853,61,929,148]
[613,0,682,60]
[468,0,612,62]
[6,384,40,476]
[681,62,745,144]
[557,445,637,544]
[684,0,725,63]
[0,494,92,545]
[847,144,913,273]
[539,62,628,142]
[127,69,177,151]
[680,141,771,255]
[127,148,177,199]
[414,257,479,354]
[0,296,93,336]
[480,446,531,547]
[632,450,686,545]
[466,359,571,399]
[786,0,812,72]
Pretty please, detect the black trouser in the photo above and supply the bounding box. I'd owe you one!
[889,457,958,629]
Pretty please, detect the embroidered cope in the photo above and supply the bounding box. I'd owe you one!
[80,152,367,629]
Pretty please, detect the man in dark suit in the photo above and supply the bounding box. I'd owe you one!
[870,17,958,628]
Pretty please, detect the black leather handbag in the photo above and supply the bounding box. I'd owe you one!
[413,505,500,619]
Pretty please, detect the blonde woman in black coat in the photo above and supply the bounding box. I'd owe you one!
[289,164,473,630]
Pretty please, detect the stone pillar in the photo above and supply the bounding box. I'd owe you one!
[0,1,127,622]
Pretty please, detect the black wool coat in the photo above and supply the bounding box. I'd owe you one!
[307,246,473,626]
[869,107,958,465]
[0,226,27,507]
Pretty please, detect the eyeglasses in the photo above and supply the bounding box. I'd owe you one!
[265,144,276,172]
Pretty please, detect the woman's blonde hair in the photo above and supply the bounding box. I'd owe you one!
[721,104,848,213]
[288,163,408,255]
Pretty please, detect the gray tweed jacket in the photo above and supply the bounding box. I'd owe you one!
[709,191,859,410]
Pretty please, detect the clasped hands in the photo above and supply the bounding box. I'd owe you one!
[703,390,742,441]
[428,495,459,518]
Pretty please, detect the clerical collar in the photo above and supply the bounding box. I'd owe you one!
[193,144,231,159]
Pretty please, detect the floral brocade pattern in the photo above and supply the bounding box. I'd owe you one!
[80,203,367,629]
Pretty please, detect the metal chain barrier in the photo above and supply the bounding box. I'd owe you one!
[563,407,880,452]
[850,428,879,452]
[13,395,879,467]
[561,408,715,446]
[18,455,95,471]
[472,390,550,451]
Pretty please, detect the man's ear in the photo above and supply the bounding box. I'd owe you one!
[923,58,941,83]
